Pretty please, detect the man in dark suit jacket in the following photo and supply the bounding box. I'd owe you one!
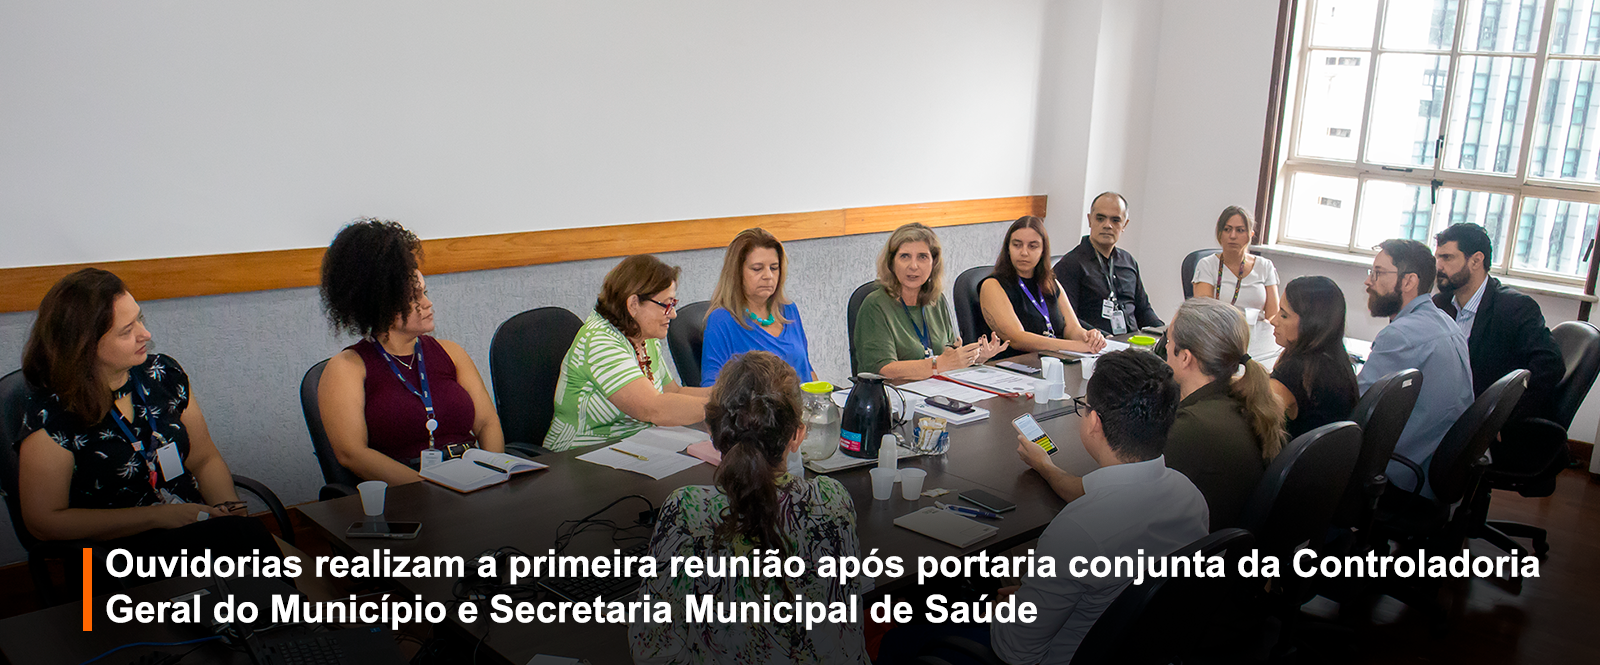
[1432,223,1564,424]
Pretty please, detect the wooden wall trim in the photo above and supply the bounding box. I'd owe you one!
[0,195,1045,313]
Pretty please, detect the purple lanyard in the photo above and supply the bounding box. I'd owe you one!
[1017,279,1055,338]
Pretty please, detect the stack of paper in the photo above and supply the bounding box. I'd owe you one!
[894,378,992,403]
[805,445,919,474]
[944,366,1048,394]
[1058,339,1132,359]
[576,426,708,479]
[913,401,990,425]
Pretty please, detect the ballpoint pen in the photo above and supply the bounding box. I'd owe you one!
[936,501,1003,520]
[473,460,508,474]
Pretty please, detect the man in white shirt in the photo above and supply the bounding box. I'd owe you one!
[994,350,1210,664]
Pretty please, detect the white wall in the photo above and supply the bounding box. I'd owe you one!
[0,0,1047,267]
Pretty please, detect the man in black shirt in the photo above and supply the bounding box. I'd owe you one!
[1052,191,1165,335]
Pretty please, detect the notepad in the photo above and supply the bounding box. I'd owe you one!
[894,506,999,547]
[421,449,548,492]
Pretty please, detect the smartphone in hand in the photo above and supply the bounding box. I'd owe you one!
[1011,413,1057,455]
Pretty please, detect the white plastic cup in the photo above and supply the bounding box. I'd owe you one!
[1040,356,1064,383]
[900,468,927,500]
[869,468,897,501]
[1081,356,1097,380]
[358,480,388,516]
[1034,386,1050,404]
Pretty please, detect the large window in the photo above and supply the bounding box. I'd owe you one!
[1271,0,1600,286]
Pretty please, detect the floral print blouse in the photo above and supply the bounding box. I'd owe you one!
[629,474,869,664]
[17,354,204,509]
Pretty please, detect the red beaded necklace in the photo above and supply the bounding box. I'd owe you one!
[634,343,656,383]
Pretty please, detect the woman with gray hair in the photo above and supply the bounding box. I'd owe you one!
[1162,298,1286,530]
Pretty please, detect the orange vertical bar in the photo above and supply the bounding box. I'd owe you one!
[82,547,92,631]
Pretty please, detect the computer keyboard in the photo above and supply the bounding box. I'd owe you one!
[540,541,650,602]
[263,635,347,665]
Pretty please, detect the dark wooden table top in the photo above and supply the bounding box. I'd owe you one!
[0,353,1112,665]
[298,353,1103,664]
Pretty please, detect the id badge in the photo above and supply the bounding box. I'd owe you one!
[155,440,185,482]
[1101,298,1116,320]
[1110,312,1128,335]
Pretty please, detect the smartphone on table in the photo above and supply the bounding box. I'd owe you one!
[959,489,1017,513]
[347,521,423,540]
[1011,413,1058,455]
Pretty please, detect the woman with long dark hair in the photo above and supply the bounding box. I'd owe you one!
[16,269,278,561]
[629,351,865,663]
[979,216,1107,358]
[1269,276,1359,439]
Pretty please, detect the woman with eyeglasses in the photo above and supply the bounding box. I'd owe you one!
[1191,206,1280,360]
[854,223,1006,379]
[16,269,279,562]
[318,219,505,485]
[544,255,711,452]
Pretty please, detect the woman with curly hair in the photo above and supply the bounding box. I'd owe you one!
[317,219,504,484]
[629,351,865,663]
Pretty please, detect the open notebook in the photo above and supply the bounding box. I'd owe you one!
[420,448,547,493]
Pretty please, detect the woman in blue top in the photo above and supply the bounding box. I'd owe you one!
[700,228,816,386]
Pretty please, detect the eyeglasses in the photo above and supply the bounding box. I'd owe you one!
[645,297,679,314]
[1366,267,1400,278]
[1069,395,1093,417]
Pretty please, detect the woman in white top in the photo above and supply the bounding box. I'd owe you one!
[1192,206,1281,360]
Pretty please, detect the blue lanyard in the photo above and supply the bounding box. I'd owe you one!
[901,302,933,358]
[374,338,438,446]
[1017,278,1055,338]
[109,376,161,490]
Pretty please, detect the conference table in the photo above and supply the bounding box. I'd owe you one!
[289,351,1101,665]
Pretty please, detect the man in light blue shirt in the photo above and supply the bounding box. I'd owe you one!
[1359,239,1474,497]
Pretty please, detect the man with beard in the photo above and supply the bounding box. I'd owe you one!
[1431,223,1563,425]
[1359,239,1473,498]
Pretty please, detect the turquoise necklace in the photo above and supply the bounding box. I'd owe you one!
[746,306,776,326]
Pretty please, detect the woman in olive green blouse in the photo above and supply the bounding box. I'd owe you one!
[853,223,1006,379]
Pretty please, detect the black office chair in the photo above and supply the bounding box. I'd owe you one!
[1371,369,1528,627]
[1240,422,1362,564]
[2,369,294,606]
[1333,369,1423,533]
[488,306,584,457]
[665,300,711,388]
[952,265,993,344]
[1180,248,1221,299]
[846,280,880,376]
[300,360,361,500]
[1471,321,1600,557]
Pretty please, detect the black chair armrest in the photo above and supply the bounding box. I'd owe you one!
[921,636,1006,665]
[1386,454,1426,495]
[1494,417,1570,473]
[231,475,295,547]
[319,483,358,501]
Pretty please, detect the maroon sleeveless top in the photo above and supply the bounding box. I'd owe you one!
[350,336,477,464]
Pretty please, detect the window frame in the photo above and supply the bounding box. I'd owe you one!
[1265,0,1600,292]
